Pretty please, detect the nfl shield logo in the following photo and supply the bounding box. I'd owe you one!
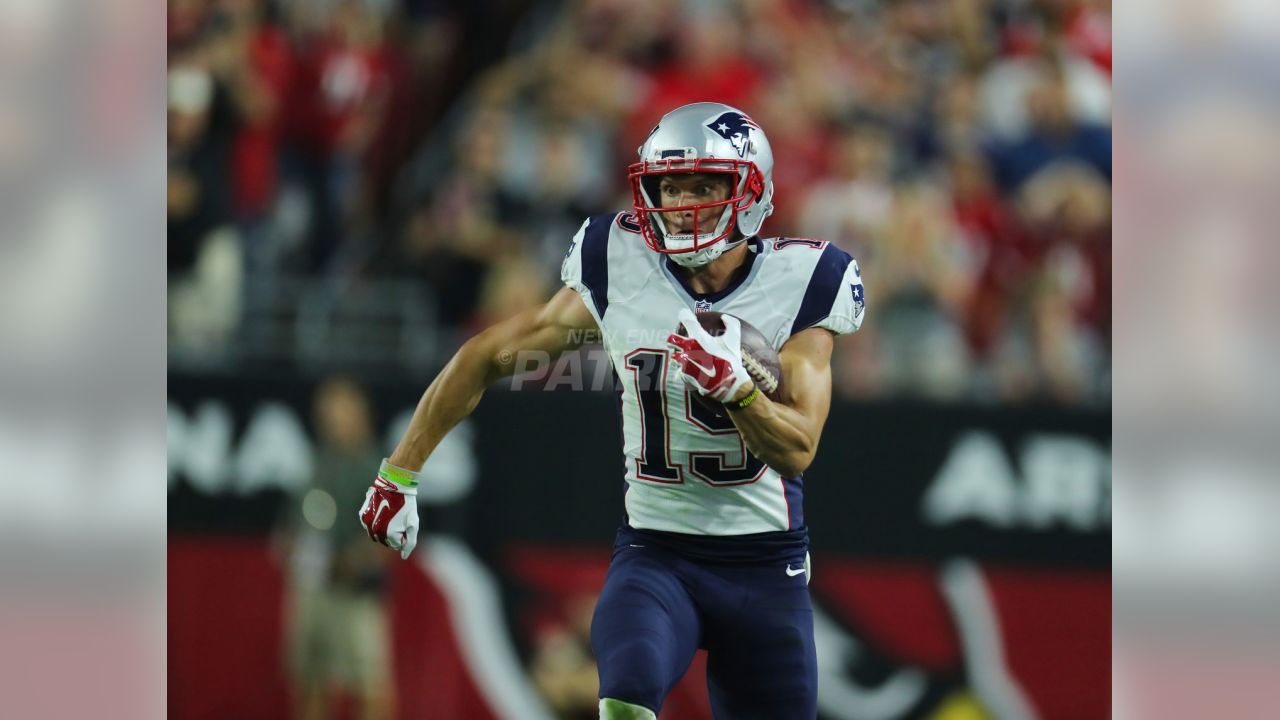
[694,299,713,313]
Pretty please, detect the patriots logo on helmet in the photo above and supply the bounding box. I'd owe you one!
[706,112,759,159]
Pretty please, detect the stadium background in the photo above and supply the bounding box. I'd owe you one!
[167,0,1111,718]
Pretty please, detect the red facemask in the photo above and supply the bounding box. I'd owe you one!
[627,158,766,256]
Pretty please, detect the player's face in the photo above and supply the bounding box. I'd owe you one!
[657,174,733,235]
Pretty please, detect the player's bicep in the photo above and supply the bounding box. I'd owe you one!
[541,285,600,340]
[777,328,835,432]
[484,287,599,376]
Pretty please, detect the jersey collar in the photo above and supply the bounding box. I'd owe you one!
[661,236,764,309]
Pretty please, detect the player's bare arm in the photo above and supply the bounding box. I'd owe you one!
[358,287,597,558]
[389,286,598,470]
[724,327,834,478]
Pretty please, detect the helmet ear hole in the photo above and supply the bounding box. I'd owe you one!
[639,175,663,207]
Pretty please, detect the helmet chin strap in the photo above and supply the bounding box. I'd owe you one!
[666,234,744,268]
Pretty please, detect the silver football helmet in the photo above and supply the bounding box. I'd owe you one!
[629,102,775,267]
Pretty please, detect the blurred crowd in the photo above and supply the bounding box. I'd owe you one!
[169,0,1111,405]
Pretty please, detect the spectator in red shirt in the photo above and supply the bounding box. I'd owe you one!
[210,0,296,222]
[286,0,393,270]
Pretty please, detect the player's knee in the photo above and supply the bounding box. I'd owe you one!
[599,697,657,720]
[595,637,668,712]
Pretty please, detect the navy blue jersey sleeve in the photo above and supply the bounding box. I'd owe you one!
[789,244,865,337]
[560,214,614,322]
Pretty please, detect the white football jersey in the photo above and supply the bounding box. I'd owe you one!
[562,212,865,536]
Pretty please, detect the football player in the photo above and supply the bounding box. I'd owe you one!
[360,101,865,719]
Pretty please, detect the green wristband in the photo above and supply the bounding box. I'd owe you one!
[727,385,761,411]
[378,459,420,488]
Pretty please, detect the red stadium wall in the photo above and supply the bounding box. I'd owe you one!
[168,538,291,719]
[169,538,1109,720]
[168,538,499,720]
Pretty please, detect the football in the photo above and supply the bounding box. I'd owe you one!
[679,311,783,403]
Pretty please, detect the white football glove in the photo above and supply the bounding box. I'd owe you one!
[666,308,755,404]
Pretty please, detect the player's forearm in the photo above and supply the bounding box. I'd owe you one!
[728,395,819,477]
[387,334,502,470]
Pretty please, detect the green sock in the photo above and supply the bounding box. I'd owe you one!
[599,698,657,720]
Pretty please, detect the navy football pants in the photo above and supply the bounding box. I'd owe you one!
[590,537,817,718]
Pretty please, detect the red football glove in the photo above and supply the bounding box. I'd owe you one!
[358,460,420,560]
[666,309,755,403]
